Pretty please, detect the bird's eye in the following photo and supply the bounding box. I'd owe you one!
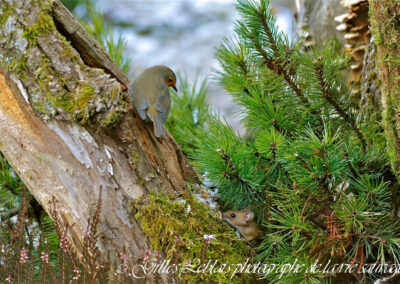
[168,79,173,83]
[231,213,236,218]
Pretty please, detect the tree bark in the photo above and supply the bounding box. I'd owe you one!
[0,0,197,280]
[370,0,400,179]
[296,0,347,47]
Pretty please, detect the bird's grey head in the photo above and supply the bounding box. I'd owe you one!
[154,65,177,92]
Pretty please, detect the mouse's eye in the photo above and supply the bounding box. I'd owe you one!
[231,213,236,218]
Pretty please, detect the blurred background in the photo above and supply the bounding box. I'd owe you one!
[66,0,297,133]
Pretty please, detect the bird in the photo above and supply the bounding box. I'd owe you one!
[129,65,177,137]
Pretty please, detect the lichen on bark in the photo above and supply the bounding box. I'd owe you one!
[370,0,400,178]
[0,0,127,127]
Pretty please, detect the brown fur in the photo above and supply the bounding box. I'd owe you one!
[222,208,264,241]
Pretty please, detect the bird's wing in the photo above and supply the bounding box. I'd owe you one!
[154,90,171,123]
[129,82,149,120]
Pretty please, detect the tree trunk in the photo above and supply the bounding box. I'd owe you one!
[296,0,347,47]
[0,0,198,280]
[370,0,400,179]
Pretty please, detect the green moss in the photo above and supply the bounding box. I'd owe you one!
[73,84,95,124]
[76,83,95,106]
[370,1,400,179]
[369,71,377,81]
[137,176,144,186]
[23,7,55,46]
[110,85,120,101]
[0,4,16,26]
[7,54,28,80]
[47,92,73,112]
[130,151,139,166]
[57,33,79,63]
[373,33,383,46]
[136,192,253,283]
[32,101,46,114]
[102,110,121,127]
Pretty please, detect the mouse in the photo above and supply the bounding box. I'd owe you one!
[222,207,264,241]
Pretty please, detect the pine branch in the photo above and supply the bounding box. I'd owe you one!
[219,149,252,188]
[249,21,325,128]
[252,148,290,179]
[343,152,360,179]
[257,8,279,56]
[293,149,335,203]
[252,38,311,107]
[237,60,251,95]
[218,149,264,203]
[270,118,281,133]
[314,62,366,150]
[251,6,312,108]
[1,180,17,195]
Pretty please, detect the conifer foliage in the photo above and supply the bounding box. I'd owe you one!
[185,0,400,282]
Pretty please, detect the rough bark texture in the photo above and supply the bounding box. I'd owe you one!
[359,41,382,118]
[0,0,197,279]
[370,0,400,179]
[296,0,347,47]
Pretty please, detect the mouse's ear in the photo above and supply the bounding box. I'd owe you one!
[244,205,253,211]
[244,211,254,223]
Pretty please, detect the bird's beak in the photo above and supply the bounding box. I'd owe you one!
[172,86,178,92]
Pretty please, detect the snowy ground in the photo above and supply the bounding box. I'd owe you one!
[92,0,296,134]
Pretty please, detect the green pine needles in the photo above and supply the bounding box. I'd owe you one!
[82,2,131,75]
[181,0,400,282]
[166,76,211,155]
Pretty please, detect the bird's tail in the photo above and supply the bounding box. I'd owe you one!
[153,117,166,138]
[147,106,166,137]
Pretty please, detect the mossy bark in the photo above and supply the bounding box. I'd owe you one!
[370,0,400,179]
[0,0,250,282]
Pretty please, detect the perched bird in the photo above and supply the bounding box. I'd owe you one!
[129,65,177,137]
